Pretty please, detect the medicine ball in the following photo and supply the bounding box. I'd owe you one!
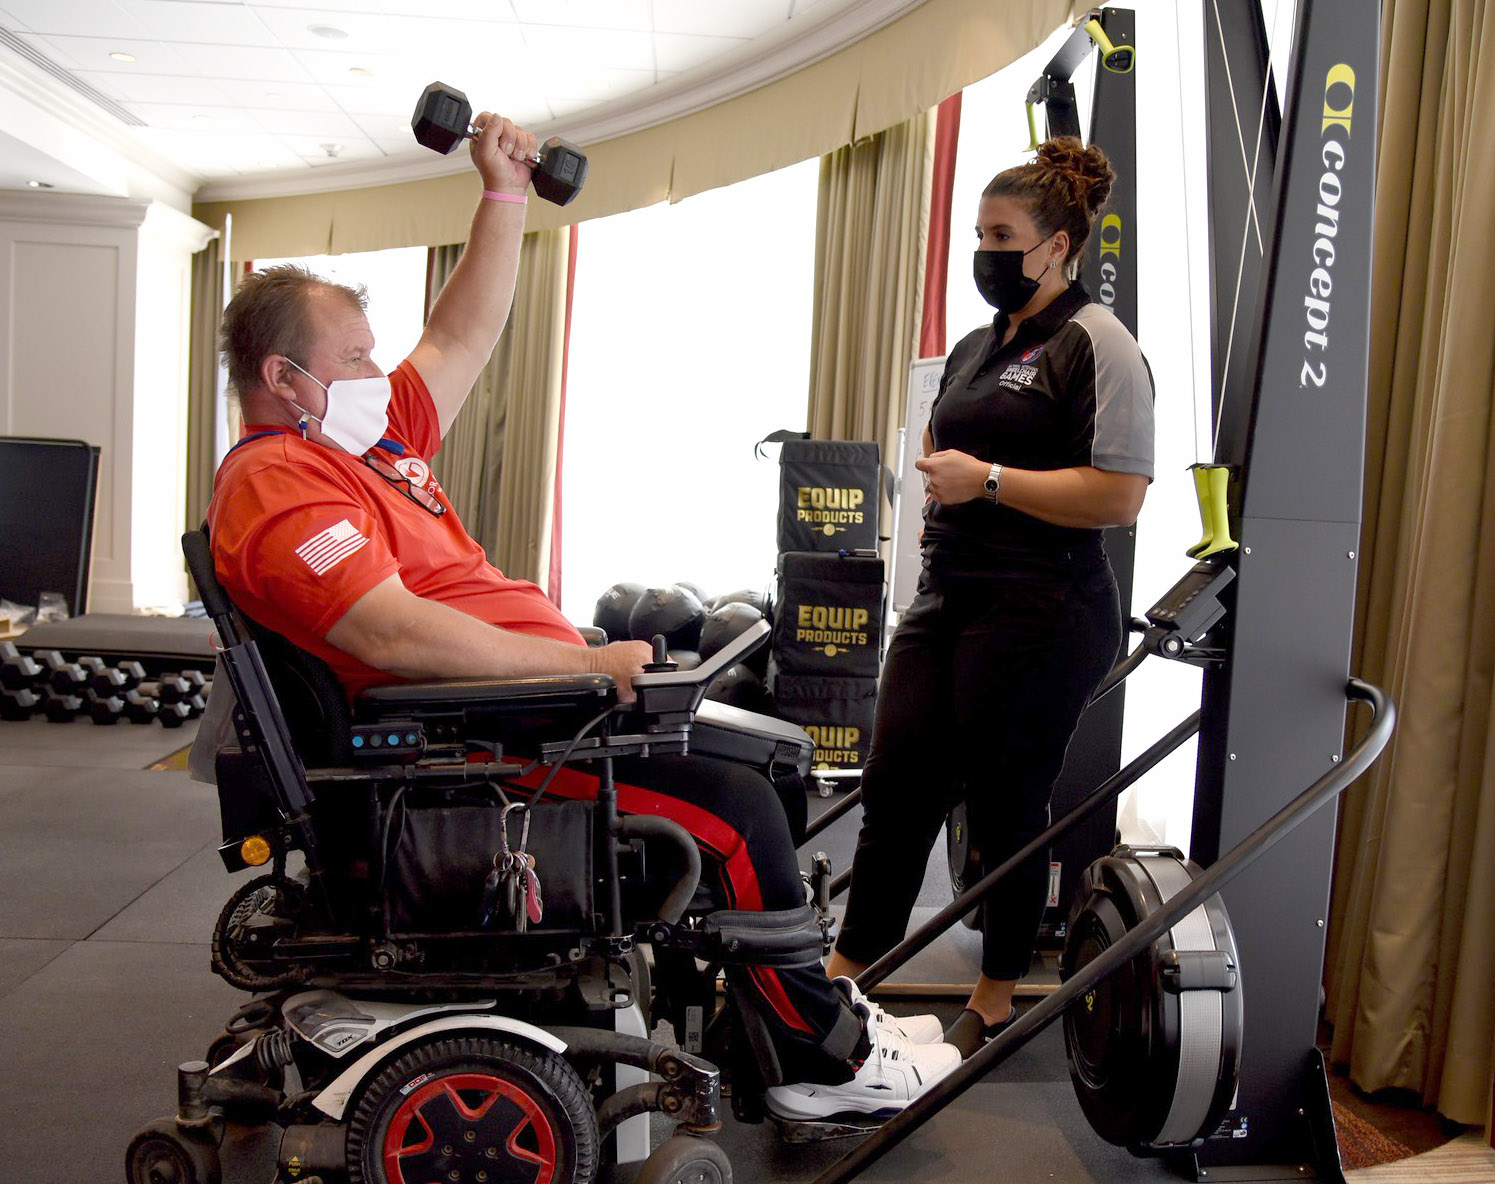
[1062,847,1243,1154]
[628,585,706,650]
[676,581,710,605]
[594,582,646,643]
[668,650,701,672]
[699,601,767,669]
[705,664,770,712]
[709,587,774,629]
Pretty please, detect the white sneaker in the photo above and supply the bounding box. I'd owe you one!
[765,1006,961,1121]
[834,976,944,1045]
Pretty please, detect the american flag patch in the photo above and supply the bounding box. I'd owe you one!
[295,519,368,576]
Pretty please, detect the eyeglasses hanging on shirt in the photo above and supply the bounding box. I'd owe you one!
[361,453,446,517]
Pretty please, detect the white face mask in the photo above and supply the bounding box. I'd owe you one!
[285,358,391,457]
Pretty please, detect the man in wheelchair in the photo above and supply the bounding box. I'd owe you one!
[163,106,958,1181]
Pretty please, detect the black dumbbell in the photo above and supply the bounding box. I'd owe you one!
[48,663,89,696]
[88,694,126,725]
[411,82,588,206]
[159,701,193,728]
[124,691,159,725]
[2,687,42,719]
[1,649,43,691]
[153,675,193,705]
[43,692,85,722]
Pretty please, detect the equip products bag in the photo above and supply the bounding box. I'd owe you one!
[760,431,887,554]
[772,552,883,679]
[771,674,877,773]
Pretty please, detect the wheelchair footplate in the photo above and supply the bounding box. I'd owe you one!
[768,1112,889,1143]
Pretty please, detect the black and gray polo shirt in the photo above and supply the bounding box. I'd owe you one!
[924,281,1154,580]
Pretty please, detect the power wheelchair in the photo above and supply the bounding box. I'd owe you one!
[127,530,839,1184]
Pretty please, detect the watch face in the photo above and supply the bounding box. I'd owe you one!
[984,477,998,492]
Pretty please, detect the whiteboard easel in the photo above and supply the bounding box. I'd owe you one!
[887,356,946,618]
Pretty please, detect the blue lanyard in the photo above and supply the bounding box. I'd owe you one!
[227,430,405,459]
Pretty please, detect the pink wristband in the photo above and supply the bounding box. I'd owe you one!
[482,190,527,205]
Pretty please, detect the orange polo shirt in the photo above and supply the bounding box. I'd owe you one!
[207,360,581,697]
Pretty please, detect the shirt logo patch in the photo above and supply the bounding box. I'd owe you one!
[1019,345,1045,364]
[394,456,430,487]
[998,363,1040,391]
[296,519,368,576]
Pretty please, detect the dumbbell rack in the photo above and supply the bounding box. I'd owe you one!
[1,641,213,729]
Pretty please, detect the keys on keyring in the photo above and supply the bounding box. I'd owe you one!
[479,859,506,928]
[478,803,544,930]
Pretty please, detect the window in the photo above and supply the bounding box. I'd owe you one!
[247,246,428,376]
[559,158,820,622]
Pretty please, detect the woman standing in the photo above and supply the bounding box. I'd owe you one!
[826,137,1155,1056]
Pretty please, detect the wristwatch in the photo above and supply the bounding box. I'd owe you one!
[984,462,1004,504]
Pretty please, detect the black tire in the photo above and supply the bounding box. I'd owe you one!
[125,1119,221,1184]
[635,1134,732,1184]
[345,1035,599,1184]
[210,874,310,992]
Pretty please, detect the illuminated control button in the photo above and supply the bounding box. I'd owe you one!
[370,734,382,747]
[388,733,400,746]
[406,732,418,746]
[352,735,365,747]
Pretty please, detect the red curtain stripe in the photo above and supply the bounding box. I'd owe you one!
[919,92,963,360]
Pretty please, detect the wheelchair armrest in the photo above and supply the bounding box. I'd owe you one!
[357,673,616,715]
[577,626,607,647]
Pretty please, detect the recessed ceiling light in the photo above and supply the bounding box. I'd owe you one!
[347,66,374,78]
[110,51,136,63]
[308,24,348,39]
[320,143,344,158]
[26,180,54,188]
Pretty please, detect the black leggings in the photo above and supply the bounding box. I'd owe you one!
[837,562,1121,980]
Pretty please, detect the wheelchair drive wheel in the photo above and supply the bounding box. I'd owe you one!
[210,873,310,992]
[124,1118,221,1184]
[345,1035,600,1184]
[635,1133,733,1184]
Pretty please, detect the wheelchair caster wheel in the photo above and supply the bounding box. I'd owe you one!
[125,1118,221,1184]
[635,1133,732,1184]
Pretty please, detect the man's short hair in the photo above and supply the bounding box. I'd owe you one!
[220,264,368,398]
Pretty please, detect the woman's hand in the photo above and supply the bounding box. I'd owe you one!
[915,449,992,506]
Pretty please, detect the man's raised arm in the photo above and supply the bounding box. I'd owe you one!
[406,113,539,436]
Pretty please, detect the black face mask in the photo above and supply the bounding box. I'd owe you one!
[973,239,1051,313]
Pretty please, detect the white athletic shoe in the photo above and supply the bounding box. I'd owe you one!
[834,976,945,1045]
[765,1005,962,1121]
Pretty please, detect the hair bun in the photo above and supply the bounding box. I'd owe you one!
[1037,135,1114,218]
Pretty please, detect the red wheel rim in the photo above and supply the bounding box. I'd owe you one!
[381,1071,559,1184]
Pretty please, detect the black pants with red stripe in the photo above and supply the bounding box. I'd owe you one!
[525,754,860,1085]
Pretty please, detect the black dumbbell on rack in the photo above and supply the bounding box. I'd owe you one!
[412,82,588,206]
[1,643,44,693]
[2,688,42,720]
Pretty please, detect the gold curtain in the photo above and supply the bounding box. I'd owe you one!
[1324,0,1495,1125]
[808,110,935,473]
[425,229,570,589]
[184,234,222,534]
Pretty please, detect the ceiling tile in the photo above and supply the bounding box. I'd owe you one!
[282,134,383,164]
[168,41,317,82]
[653,31,749,73]
[123,1,281,46]
[0,0,147,39]
[245,107,363,137]
[372,0,519,19]
[516,24,655,73]
[71,69,234,106]
[210,78,344,112]
[509,0,650,30]
[19,32,193,75]
[651,0,791,39]
[125,101,265,131]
